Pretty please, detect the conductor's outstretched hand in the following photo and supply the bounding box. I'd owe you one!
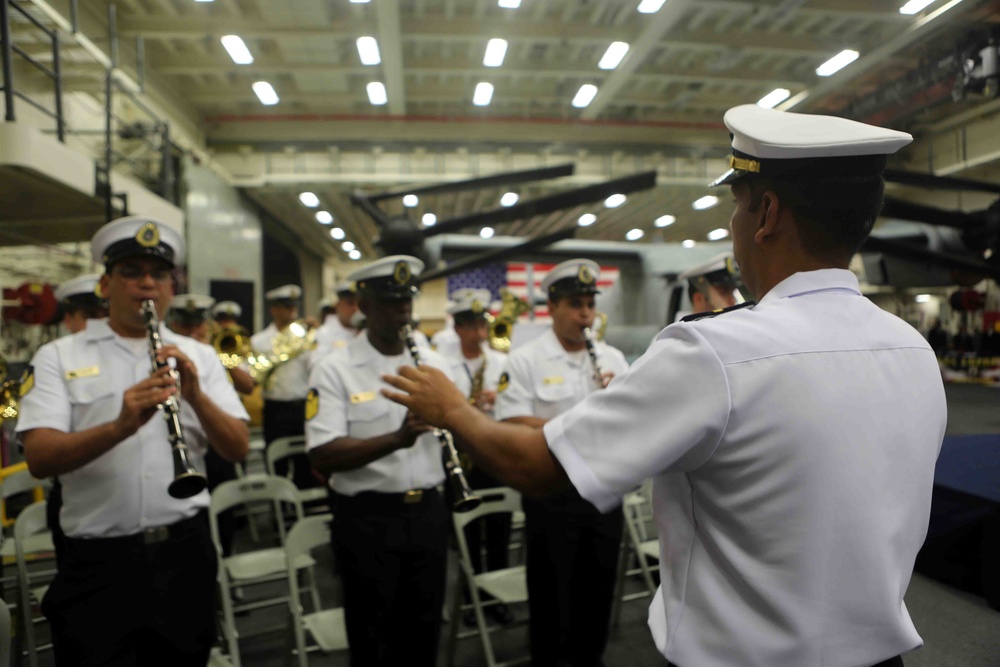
[382,365,469,429]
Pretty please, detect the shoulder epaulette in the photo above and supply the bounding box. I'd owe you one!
[680,301,755,323]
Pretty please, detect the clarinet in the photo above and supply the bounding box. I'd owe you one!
[581,326,605,387]
[401,324,481,513]
[141,300,209,499]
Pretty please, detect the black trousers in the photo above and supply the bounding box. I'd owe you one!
[263,398,319,489]
[524,487,623,667]
[42,511,218,667]
[331,488,449,667]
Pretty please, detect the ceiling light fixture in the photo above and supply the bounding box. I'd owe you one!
[422,213,437,226]
[500,192,519,207]
[626,228,644,241]
[655,215,676,228]
[298,192,319,207]
[251,81,279,106]
[707,228,729,241]
[342,241,356,252]
[899,0,935,14]
[366,81,388,105]
[480,227,495,239]
[915,293,932,303]
[348,249,362,259]
[402,194,419,207]
[692,195,720,211]
[572,84,599,108]
[484,38,508,67]
[578,213,597,227]
[682,239,696,248]
[330,227,346,240]
[637,0,667,13]
[757,88,791,109]
[498,0,521,7]
[816,50,860,77]
[604,193,626,208]
[473,82,494,106]
[315,211,333,224]
[220,35,253,64]
[356,36,381,65]
[598,42,630,70]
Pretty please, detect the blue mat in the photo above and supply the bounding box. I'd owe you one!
[934,434,1000,503]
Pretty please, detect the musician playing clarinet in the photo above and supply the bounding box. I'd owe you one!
[494,258,629,667]
[18,216,249,667]
[305,255,459,667]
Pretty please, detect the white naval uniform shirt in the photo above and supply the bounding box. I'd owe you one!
[444,346,507,412]
[305,334,456,496]
[16,319,249,538]
[251,323,311,401]
[494,328,629,423]
[542,269,947,667]
[430,327,460,359]
[312,316,358,364]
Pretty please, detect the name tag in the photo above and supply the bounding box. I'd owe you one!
[350,391,377,404]
[543,376,564,385]
[65,365,100,380]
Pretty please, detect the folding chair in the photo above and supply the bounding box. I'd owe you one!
[284,515,347,666]
[0,595,11,667]
[264,436,329,515]
[611,484,660,627]
[14,502,56,667]
[447,487,529,667]
[209,475,320,667]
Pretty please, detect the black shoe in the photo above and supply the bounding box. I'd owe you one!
[488,602,514,626]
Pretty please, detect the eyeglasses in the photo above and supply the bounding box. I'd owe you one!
[114,265,173,282]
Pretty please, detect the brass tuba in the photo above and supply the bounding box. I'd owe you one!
[488,288,531,353]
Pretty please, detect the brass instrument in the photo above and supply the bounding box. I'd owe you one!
[401,324,481,513]
[254,320,316,388]
[468,356,486,406]
[0,355,18,422]
[581,326,605,387]
[595,312,609,342]
[488,288,531,353]
[141,300,209,499]
[211,324,253,371]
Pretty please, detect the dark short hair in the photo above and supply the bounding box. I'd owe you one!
[454,311,487,327]
[739,173,885,263]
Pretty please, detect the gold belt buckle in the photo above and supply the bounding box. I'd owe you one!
[143,525,170,545]
[403,489,423,504]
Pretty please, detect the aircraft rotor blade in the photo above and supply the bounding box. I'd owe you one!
[881,197,978,230]
[862,235,1000,280]
[417,226,577,284]
[423,171,657,238]
[367,164,576,203]
[884,169,1000,196]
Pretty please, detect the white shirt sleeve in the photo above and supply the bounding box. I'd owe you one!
[543,324,731,512]
[193,345,249,421]
[15,343,71,433]
[493,350,535,421]
[305,357,349,450]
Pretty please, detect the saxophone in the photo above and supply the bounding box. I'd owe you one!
[468,355,486,406]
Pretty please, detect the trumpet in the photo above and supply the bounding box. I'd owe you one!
[401,324,481,513]
[581,326,605,388]
[210,324,251,369]
[141,300,208,499]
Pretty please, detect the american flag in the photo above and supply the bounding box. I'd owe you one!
[446,262,621,323]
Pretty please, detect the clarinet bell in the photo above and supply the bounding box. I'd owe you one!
[168,471,208,499]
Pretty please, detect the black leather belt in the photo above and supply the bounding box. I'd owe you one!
[333,487,440,510]
[65,510,208,554]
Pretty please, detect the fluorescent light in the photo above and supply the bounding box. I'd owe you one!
[655,215,676,228]
[816,50,860,77]
[572,84,598,108]
[915,293,932,303]
[604,193,626,208]
[626,228,644,241]
[348,249,362,260]
[367,82,388,105]
[330,227,346,240]
[498,0,521,7]
[480,227,495,239]
[342,241,356,252]
[637,0,667,13]
[692,195,720,211]
[298,192,319,207]
[422,213,437,226]
[349,0,370,3]
[473,82,494,106]
[356,36,381,65]
[402,194,418,207]
[221,35,253,64]
[899,0,935,14]
[500,192,519,207]
[578,213,597,227]
[315,211,333,224]
[757,88,791,109]
[598,42,630,70]
[682,239,696,248]
[252,81,279,105]
[484,39,508,67]
[707,228,729,241]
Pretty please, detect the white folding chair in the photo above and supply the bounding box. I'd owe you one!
[209,475,319,667]
[13,502,56,667]
[0,594,11,667]
[264,436,329,515]
[447,487,529,667]
[611,483,660,627]
[284,515,347,666]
